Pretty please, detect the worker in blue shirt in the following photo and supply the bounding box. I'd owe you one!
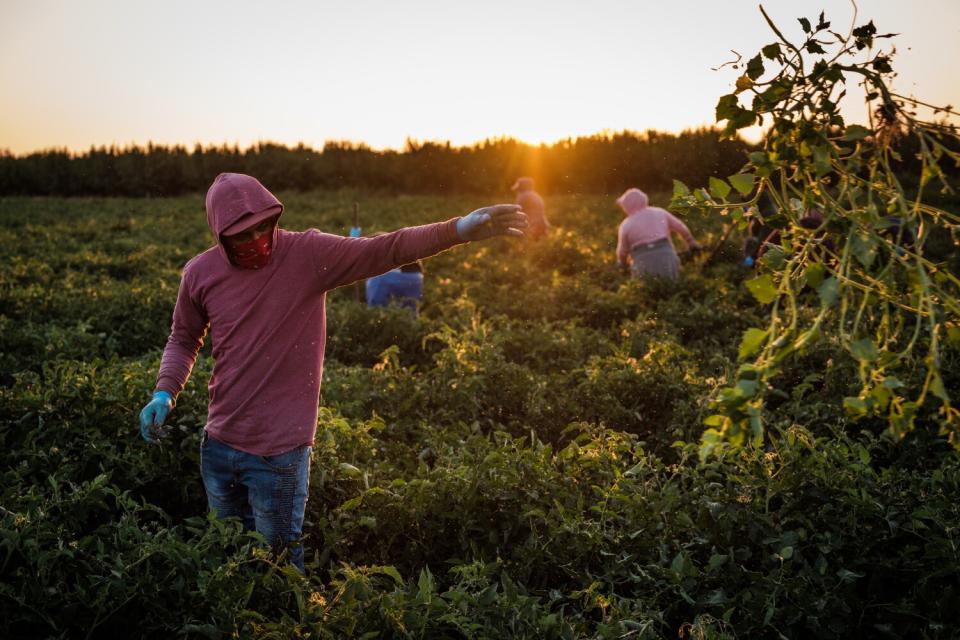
[365,260,424,316]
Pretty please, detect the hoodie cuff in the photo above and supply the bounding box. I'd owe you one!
[154,381,180,405]
[443,217,467,246]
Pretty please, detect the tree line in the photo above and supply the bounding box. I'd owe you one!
[0,129,755,197]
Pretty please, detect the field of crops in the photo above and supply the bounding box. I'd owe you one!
[2,190,959,638]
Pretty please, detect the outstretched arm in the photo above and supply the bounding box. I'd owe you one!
[315,205,527,290]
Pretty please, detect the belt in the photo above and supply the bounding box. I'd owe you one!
[630,237,671,252]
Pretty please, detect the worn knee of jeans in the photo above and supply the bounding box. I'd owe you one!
[251,447,310,571]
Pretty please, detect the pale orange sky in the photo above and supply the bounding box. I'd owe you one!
[1,0,957,154]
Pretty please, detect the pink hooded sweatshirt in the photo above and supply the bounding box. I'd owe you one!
[615,188,695,265]
[512,177,549,239]
[156,173,464,455]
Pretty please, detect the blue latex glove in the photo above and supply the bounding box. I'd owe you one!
[349,226,362,238]
[455,205,528,241]
[139,391,174,444]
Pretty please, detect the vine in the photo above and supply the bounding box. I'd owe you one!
[670,4,960,458]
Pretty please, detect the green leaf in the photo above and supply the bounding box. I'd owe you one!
[709,177,732,200]
[759,246,787,270]
[728,173,755,196]
[812,145,832,176]
[853,21,877,39]
[798,17,812,33]
[850,231,878,268]
[338,462,363,477]
[817,277,839,308]
[672,179,690,198]
[708,554,729,570]
[716,94,740,121]
[417,568,435,598]
[739,328,769,359]
[339,496,363,511]
[728,108,758,131]
[836,568,865,583]
[716,94,757,131]
[882,376,904,389]
[699,429,726,462]
[806,40,826,55]
[804,262,826,288]
[746,54,765,80]
[381,566,404,585]
[930,373,950,402]
[757,79,791,107]
[779,546,794,560]
[851,338,879,362]
[623,463,646,477]
[703,414,726,427]
[762,43,782,60]
[843,397,869,417]
[737,378,759,397]
[947,325,960,346]
[671,552,686,576]
[869,384,892,411]
[746,274,778,304]
[478,584,498,606]
[873,56,892,73]
[842,124,871,141]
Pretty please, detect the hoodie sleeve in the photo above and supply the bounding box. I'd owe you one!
[616,221,630,266]
[309,218,464,290]
[666,212,695,246]
[155,268,209,399]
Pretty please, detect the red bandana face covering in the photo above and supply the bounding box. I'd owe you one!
[228,231,273,269]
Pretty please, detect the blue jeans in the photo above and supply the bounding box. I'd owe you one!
[199,431,312,571]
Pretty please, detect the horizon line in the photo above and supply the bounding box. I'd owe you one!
[0,125,761,158]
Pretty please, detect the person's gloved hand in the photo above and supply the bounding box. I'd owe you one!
[139,391,174,444]
[456,205,528,241]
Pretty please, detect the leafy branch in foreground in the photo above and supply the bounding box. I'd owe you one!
[670,5,960,458]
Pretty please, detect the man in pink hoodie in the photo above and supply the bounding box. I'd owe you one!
[615,188,701,280]
[138,173,527,570]
[511,177,550,239]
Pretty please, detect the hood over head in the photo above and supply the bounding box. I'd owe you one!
[511,177,535,192]
[205,173,284,264]
[616,188,649,215]
[206,173,284,237]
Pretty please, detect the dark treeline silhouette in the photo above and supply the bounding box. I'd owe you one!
[0,129,755,197]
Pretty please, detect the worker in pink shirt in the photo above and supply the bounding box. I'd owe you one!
[137,173,527,570]
[615,188,701,280]
[511,177,550,239]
